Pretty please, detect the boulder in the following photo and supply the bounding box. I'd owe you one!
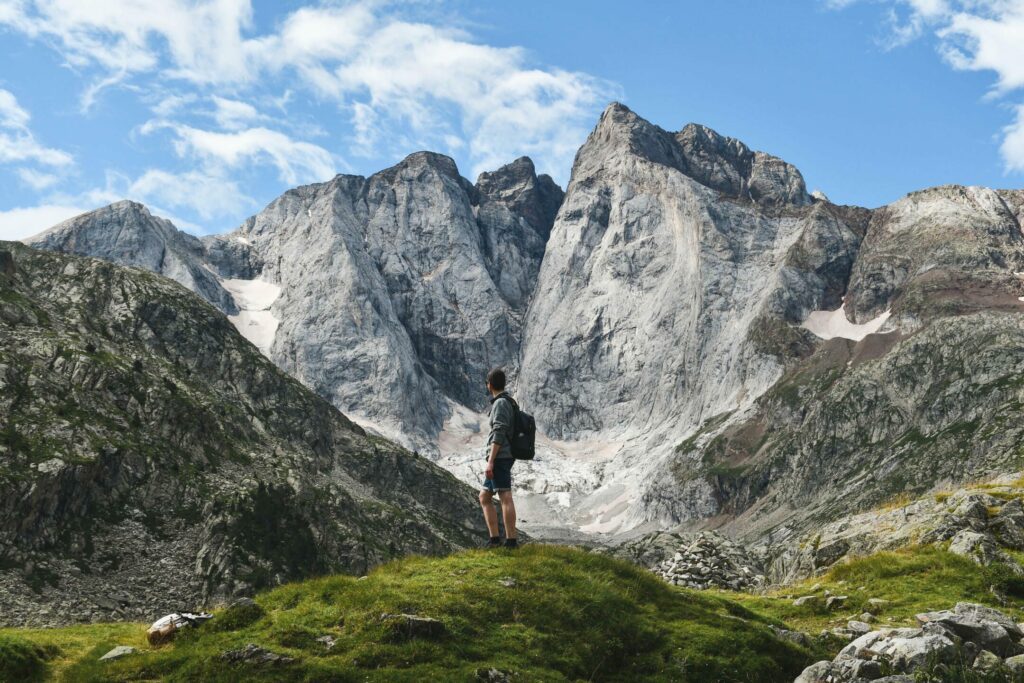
[916,602,1023,656]
[1005,653,1024,674]
[948,530,1005,565]
[841,627,958,670]
[770,625,813,648]
[972,649,1003,673]
[825,595,848,610]
[99,645,136,661]
[794,661,833,683]
[847,620,872,634]
[219,643,295,666]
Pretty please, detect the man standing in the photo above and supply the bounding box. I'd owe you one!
[479,368,518,549]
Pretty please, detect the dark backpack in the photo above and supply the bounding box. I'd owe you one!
[502,396,536,460]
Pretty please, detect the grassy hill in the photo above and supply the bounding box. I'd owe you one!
[0,545,816,682]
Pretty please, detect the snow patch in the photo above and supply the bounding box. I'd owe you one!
[221,277,281,356]
[801,305,891,341]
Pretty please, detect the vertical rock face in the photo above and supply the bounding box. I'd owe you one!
[845,185,1024,322]
[518,103,862,442]
[27,155,561,449]
[27,201,239,314]
[231,151,560,443]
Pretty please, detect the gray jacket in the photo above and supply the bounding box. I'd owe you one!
[486,393,515,460]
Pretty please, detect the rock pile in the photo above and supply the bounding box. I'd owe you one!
[654,532,765,590]
[797,602,1024,682]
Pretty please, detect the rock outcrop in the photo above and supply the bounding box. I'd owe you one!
[798,602,1024,682]
[0,241,484,627]
[768,480,1024,584]
[27,201,240,314]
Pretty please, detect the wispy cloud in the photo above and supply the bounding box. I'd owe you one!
[140,120,338,186]
[833,0,1024,172]
[0,1,616,182]
[0,203,87,241]
[0,88,73,167]
[16,167,58,190]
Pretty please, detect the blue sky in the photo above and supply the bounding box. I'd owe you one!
[1,0,1023,239]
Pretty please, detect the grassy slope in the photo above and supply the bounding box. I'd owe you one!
[719,545,1024,635]
[1,546,815,683]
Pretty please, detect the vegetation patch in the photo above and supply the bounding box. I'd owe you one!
[720,545,1024,636]
[9,546,815,682]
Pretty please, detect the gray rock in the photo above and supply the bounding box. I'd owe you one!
[825,595,848,610]
[770,625,813,648]
[793,595,818,607]
[1005,653,1024,673]
[972,649,1003,673]
[848,620,872,634]
[916,602,1024,656]
[99,645,136,661]
[219,643,295,666]
[859,628,957,670]
[949,530,1006,565]
[794,660,834,683]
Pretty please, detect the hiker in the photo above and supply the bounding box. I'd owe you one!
[480,368,518,549]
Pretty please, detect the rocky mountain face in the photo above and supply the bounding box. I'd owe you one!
[29,201,240,314]
[24,102,1024,550]
[29,155,562,450]
[0,240,483,627]
[223,153,561,443]
[518,103,866,441]
[642,184,1024,542]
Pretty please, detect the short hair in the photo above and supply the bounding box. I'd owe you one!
[487,368,506,391]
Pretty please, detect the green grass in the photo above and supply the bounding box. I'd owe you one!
[3,546,815,682]
[718,545,1024,634]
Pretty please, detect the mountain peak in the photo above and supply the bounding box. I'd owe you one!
[577,106,810,206]
[394,150,462,179]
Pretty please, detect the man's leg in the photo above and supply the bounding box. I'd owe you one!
[479,489,500,538]
[497,490,517,541]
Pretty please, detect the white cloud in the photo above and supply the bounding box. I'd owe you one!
[141,120,337,185]
[939,3,1024,92]
[17,167,58,190]
[0,88,31,129]
[0,204,87,241]
[0,1,616,182]
[126,168,255,220]
[1003,104,1024,172]
[150,92,198,116]
[0,87,73,167]
[211,96,260,130]
[835,0,1024,171]
[70,167,256,223]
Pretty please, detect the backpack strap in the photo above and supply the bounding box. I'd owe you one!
[499,395,518,437]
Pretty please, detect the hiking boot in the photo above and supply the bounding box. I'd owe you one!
[486,537,502,549]
[503,538,519,550]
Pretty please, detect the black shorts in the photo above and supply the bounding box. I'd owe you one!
[482,458,514,492]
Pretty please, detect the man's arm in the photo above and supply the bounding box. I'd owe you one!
[486,441,501,479]
[486,398,513,478]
